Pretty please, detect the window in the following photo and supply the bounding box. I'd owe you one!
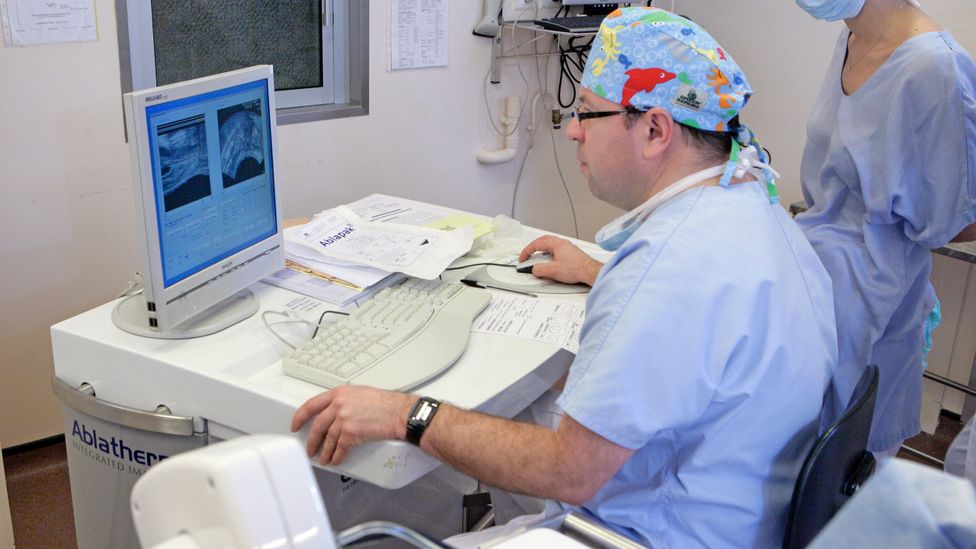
[116,0,368,124]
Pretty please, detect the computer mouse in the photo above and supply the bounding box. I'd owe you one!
[516,253,554,273]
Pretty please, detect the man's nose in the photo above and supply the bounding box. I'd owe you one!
[564,116,582,142]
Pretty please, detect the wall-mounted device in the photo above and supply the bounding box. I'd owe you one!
[474,0,502,37]
[501,0,561,23]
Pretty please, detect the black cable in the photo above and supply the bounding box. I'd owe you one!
[443,262,516,271]
[557,36,592,108]
[311,310,349,339]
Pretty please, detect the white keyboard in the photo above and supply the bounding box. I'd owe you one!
[282,278,491,391]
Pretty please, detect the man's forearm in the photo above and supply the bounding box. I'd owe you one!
[419,405,598,505]
[291,385,632,504]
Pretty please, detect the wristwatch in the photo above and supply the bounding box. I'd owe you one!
[405,396,441,446]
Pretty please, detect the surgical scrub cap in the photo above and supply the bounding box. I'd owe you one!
[581,7,750,132]
[580,7,778,200]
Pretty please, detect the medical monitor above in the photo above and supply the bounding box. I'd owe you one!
[114,65,284,338]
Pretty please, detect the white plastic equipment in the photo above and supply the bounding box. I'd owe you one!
[473,0,502,37]
[130,435,334,549]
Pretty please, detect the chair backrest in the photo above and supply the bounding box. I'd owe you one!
[782,364,879,549]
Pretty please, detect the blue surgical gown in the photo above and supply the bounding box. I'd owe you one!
[555,181,837,548]
[795,30,976,452]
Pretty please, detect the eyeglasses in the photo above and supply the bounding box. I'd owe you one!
[552,106,644,128]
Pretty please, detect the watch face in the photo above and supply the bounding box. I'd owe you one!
[413,399,438,422]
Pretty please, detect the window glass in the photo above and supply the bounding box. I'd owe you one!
[150,0,323,92]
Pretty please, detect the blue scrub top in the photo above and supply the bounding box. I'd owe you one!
[796,30,976,451]
[556,181,837,548]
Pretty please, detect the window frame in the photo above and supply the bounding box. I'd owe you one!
[115,0,369,124]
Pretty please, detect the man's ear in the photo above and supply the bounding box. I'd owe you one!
[641,108,674,161]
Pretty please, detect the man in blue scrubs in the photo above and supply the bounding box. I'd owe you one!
[292,8,837,547]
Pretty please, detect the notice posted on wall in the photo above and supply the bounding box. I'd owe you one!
[1,0,96,47]
[388,0,448,70]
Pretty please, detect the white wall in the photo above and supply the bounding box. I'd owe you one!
[0,0,135,447]
[0,1,974,446]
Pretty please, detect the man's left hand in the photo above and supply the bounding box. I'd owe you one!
[290,386,415,465]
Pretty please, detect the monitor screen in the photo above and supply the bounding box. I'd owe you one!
[145,79,277,287]
[117,65,284,337]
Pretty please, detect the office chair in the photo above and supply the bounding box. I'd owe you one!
[782,364,879,549]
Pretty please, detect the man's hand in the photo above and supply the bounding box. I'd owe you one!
[519,235,603,286]
[290,386,415,465]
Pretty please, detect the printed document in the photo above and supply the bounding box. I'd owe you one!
[346,194,494,239]
[346,194,455,225]
[1,0,96,46]
[285,244,392,290]
[262,268,400,308]
[472,293,584,354]
[286,206,472,280]
[389,0,448,70]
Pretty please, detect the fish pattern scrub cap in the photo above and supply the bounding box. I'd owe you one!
[581,7,779,200]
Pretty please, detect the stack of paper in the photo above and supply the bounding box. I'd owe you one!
[263,195,493,306]
[261,264,401,307]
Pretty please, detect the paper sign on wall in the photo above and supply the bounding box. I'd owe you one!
[388,0,448,70]
[1,0,97,47]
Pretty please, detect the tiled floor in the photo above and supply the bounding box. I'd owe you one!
[898,410,966,467]
[4,439,76,548]
[1,412,969,548]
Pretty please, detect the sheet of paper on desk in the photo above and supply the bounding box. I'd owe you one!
[346,194,455,225]
[472,293,584,354]
[261,268,400,307]
[346,194,494,238]
[425,212,495,240]
[343,194,494,239]
[287,206,473,280]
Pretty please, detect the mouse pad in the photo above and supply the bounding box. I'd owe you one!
[461,265,590,295]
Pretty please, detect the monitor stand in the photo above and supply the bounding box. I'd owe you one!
[112,289,259,339]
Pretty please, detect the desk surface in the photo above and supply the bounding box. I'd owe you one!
[51,222,601,489]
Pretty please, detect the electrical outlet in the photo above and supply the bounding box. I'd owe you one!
[501,0,560,22]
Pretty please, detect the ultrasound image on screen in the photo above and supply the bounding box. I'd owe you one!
[157,116,212,211]
[218,100,266,189]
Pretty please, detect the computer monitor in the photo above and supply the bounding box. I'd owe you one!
[113,65,284,339]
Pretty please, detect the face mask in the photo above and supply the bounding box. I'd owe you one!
[795,0,866,21]
[595,164,726,251]
[595,145,780,251]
